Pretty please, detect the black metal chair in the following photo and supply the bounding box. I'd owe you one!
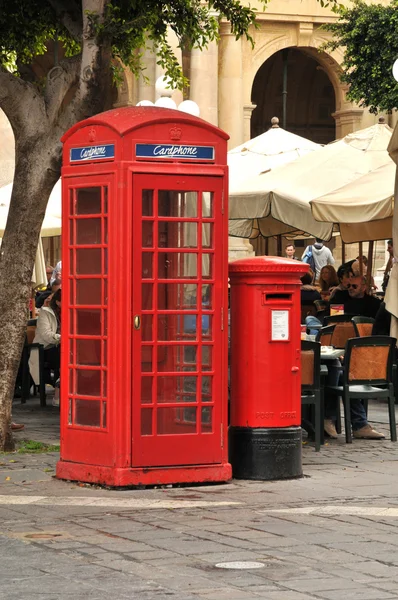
[325,336,397,444]
[351,316,375,338]
[21,324,46,406]
[301,340,322,451]
[316,324,335,345]
[324,314,357,326]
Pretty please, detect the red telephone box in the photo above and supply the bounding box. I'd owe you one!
[56,106,231,487]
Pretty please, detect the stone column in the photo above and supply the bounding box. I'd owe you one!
[190,41,218,126]
[228,237,255,262]
[137,43,157,103]
[243,104,256,143]
[218,26,243,149]
[332,108,364,137]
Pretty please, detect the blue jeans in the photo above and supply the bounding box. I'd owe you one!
[325,359,368,431]
[305,315,322,337]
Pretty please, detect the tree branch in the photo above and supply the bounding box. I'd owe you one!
[0,70,47,139]
[45,55,81,122]
[46,0,83,42]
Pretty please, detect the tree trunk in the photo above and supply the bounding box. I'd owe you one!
[0,136,60,450]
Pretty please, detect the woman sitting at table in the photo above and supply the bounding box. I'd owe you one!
[29,289,61,406]
[319,265,339,300]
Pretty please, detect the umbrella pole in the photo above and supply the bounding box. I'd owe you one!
[367,240,374,291]
[359,242,363,276]
[341,240,345,264]
[265,237,269,256]
[277,235,282,257]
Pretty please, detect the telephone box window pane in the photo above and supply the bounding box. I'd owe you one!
[159,223,198,248]
[202,223,212,249]
[157,407,196,434]
[202,315,212,338]
[201,407,212,431]
[76,248,101,274]
[158,253,197,279]
[202,254,213,279]
[157,314,197,341]
[157,376,197,403]
[76,218,102,245]
[142,253,153,278]
[69,250,74,275]
[76,339,101,366]
[76,279,102,305]
[69,280,74,305]
[141,376,153,404]
[102,402,107,428]
[102,371,107,397]
[202,376,212,401]
[202,192,213,217]
[141,315,153,341]
[75,399,101,427]
[68,399,72,425]
[76,370,101,396]
[142,221,153,248]
[103,310,108,335]
[69,310,75,334]
[141,347,152,372]
[76,309,101,335]
[141,409,152,435]
[69,220,74,245]
[104,279,108,304]
[202,284,212,309]
[76,188,101,215]
[202,346,212,371]
[142,190,153,216]
[157,284,197,310]
[158,191,197,218]
[142,284,153,310]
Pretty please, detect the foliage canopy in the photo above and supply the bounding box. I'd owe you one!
[326,0,398,113]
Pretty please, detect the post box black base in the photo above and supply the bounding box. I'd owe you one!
[229,426,302,480]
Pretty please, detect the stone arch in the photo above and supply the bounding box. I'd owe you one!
[242,32,361,141]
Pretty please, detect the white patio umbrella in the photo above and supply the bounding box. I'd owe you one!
[228,117,320,189]
[0,236,47,290]
[0,179,61,237]
[229,119,394,243]
[385,125,398,341]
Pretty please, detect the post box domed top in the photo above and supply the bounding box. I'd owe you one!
[61,106,229,142]
[229,256,309,275]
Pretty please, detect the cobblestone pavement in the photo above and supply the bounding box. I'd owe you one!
[2,397,398,599]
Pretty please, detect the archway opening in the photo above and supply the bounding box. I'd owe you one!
[251,48,336,144]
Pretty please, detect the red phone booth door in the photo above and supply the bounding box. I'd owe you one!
[132,174,225,467]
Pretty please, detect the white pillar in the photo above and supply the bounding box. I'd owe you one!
[137,43,156,103]
[190,41,218,125]
[228,237,255,262]
[218,28,243,149]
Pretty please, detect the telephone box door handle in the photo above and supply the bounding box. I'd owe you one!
[134,315,141,330]
[291,366,299,373]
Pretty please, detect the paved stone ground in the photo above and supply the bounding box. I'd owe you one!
[2,396,398,599]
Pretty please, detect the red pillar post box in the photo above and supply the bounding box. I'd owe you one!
[56,106,231,487]
[228,256,309,480]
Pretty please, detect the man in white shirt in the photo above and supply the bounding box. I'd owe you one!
[302,238,334,281]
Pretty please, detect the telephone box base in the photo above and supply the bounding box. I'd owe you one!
[56,461,232,487]
[229,426,302,481]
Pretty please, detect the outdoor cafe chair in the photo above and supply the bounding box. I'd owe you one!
[21,323,46,407]
[301,340,322,451]
[316,324,335,346]
[325,336,397,444]
[351,316,375,338]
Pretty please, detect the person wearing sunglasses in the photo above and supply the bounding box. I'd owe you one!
[343,275,381,318]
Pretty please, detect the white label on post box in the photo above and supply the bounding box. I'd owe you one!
[271,310,289,341]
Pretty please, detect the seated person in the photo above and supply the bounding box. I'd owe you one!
[329,264,352,302]
[373,301,392,336]
[35,281,61,309]
[306,274,381,334]
[29,289,61,398]
[300,270,321,304]
[319,265,339,300]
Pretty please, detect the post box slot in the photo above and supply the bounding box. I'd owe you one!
[265,293,291,300]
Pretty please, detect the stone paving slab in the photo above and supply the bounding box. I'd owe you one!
[2,397,398,598]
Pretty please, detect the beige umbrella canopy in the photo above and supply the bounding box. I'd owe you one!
[229,119,394,243]
[228,117,320,189]
[0,180,61,237]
